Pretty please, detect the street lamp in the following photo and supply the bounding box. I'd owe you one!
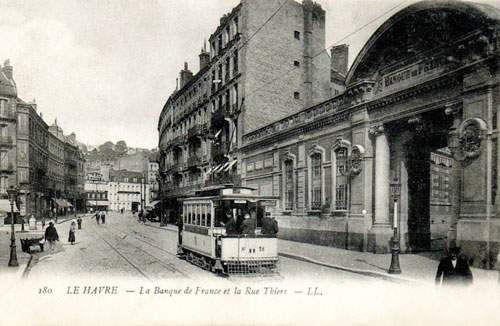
[388,182,401,274]
[7,186,19,267]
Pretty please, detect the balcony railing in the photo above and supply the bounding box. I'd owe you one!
[187,156,201,168]
[0,110,17,121]
[211,106,230,123]
[170,162,181,173]
[205,174,241,187]
[188,124,204,140]
[0,136,13,147]
[0,163,14,173]
[211,142,230,159]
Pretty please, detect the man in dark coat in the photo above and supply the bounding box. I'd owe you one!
[241,212,256,235]
[435,247,473,287]
[44,222,59,252]
[175,214,183,245]
[224,211,239,235]
[261,215,278,236]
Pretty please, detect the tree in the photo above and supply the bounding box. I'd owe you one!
[116,140,128,154]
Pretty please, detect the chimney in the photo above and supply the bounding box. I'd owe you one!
[2,59,13,80]
[179,62,193,89]
[331,45,349,77]
[199,48,210,70]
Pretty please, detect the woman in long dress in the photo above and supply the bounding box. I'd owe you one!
[68,219,76,245]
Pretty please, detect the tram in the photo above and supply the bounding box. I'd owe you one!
[179,184,279,275]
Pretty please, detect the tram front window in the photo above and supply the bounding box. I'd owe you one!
[215,208,224,227]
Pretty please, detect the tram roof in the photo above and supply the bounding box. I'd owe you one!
[178,184,279,202]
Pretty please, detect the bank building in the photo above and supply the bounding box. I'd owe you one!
[158,0,500,269]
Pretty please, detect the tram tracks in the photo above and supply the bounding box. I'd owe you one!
[90,223,193,280]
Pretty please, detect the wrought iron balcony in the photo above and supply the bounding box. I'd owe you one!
[211,142,230,159]
[0,110,17,121]
[188,124,204,140]
[0,136,13,147]
[211,106,231,124]
[205,173,241,187]
[187,156,201,169]
[0,163,14,173]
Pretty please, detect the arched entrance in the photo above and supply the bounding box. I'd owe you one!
[384,107,456,253]
[402,109,454,252]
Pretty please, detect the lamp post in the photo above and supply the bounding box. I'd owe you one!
[140,177,144,213]
[388,183,401,274]
[7,186,19,267]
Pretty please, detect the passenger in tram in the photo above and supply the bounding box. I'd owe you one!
[241,212,256,235]
[223,210,238,235]
[261,214,279,236]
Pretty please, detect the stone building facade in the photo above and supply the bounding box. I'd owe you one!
[0,60,18,197]
[240,1,500,268]
[0,59,85,223]
[107,170,150,212]
[16,99,50,218]
[158,0,338,216]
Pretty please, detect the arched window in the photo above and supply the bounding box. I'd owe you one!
[284,159,294,210]
[310,153,322,210]
[335,147,348,210]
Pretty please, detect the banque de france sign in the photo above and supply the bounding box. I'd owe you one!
[378,55,448,93]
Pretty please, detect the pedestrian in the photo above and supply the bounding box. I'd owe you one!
[77,216,82,230]
[241,212,256,235]
[261,214,279,236]
[44,221,59,252]
[41,217,46,229]
[120,207,124,215]
[100,211,106,224]
[435,246,473,287]
[68,220,76,245]
[94,211,100,224]
[175,213,183,245]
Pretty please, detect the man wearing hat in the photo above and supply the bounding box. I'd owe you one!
[435,246,473,286]
[44,221,59,252]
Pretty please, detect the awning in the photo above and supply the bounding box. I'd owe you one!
[224,159,237,172]
[63,199,73,208]
[211,164,223,174]
[53,199,73,208]
[215,162,230,173]
[149,200,161,207]
[0,199,19,213]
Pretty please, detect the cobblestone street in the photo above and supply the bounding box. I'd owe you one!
[26,211,385,285]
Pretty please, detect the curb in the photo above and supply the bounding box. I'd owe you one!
[278,252,427,285]
[144,222,425,285]
[144,223,177,232]
[20,254,34,279]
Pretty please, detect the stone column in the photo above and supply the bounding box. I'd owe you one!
[446,106,462,249]
[371,124,391,226]
[367,124,392,253]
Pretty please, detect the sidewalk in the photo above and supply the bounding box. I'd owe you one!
[0,224,33,278]
[144,221,499,286]
[0,215,89,278]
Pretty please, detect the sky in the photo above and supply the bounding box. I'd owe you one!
[0,0,497,149]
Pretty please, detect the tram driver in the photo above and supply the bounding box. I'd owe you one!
[224,209,239,235]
